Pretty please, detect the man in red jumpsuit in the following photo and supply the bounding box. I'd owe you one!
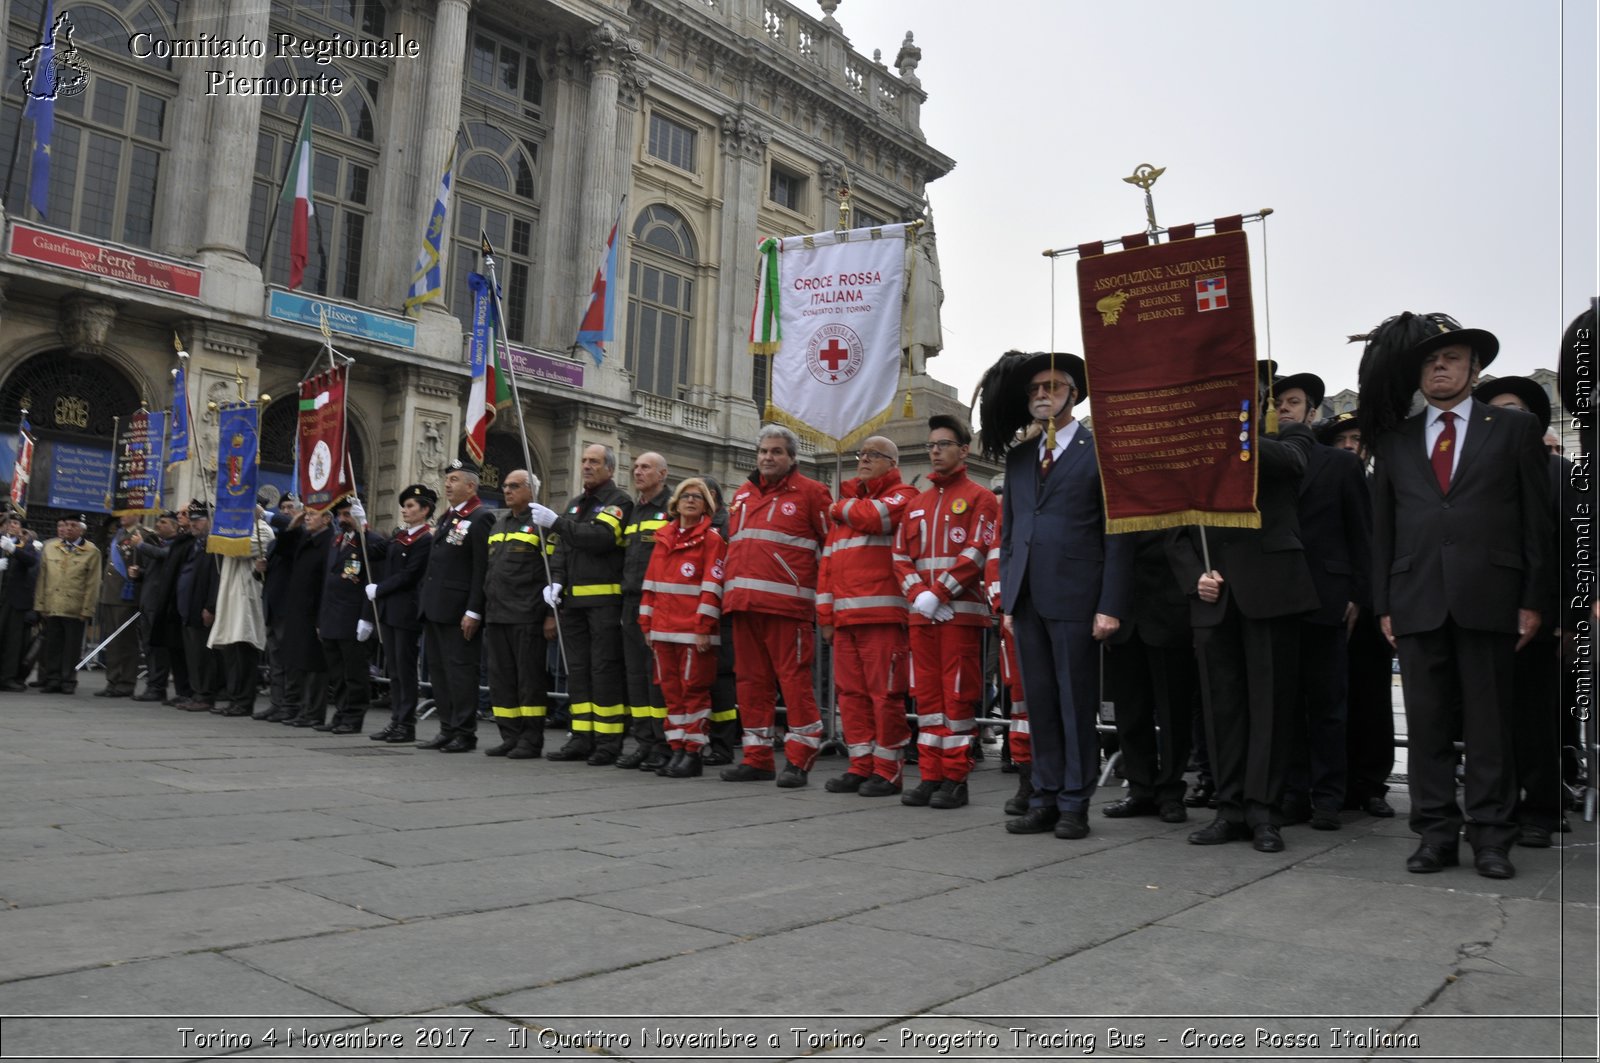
[720,425,833,787]
[817,436,913,796]
[893,415,1000,809]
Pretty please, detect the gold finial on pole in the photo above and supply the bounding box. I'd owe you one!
[836,167,852,232]
[1122,163,1166,238]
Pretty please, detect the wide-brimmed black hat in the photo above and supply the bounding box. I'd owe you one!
[1016,352,1088,405]
[1273,372,1326,411]
[399,483,439,511]
[973,351,1087,461]
[1315,410,1360,446]
[1474,375,1550,432]
[1409,319,1499,369]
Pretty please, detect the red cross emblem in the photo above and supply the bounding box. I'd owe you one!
[819,339,850,377]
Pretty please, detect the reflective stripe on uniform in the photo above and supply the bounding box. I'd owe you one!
[832,595,910,611]
[915,556,958,571]
[648,630,720,646]
[730,527,819,552]
[572,583,622,596]
[918,732,975,750]
[823,534,894,557]
[641,581,700,596]
[488,530,543,546]
[724,577,816,601]
[595,510,625,544]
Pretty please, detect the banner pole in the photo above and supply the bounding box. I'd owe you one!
[480,232,569,675]
[343,450,383,652]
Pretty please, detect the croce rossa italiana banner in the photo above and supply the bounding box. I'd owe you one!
[1077,219,1262,532]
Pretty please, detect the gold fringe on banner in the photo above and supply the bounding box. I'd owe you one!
[761,400,900,455]
[206,535,255,557]
[1104,509,1263,535]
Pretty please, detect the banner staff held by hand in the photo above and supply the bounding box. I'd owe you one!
[478,229,568,674]
[316,307,381,651]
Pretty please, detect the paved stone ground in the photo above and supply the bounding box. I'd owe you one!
[0,672,1594,1062]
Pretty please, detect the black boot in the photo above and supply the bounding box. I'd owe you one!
[484,718,524,757]
[1004,774,1035,816]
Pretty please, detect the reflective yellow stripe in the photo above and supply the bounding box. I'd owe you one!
[572,583,622,596]
[571,720,594,732]
[488,531,544,546]
[624,518,668,535]
[593,703,626,718]
[491,706,519,718]
[596,511,624,543]
[709,707,739,723]
[592,720,626,734]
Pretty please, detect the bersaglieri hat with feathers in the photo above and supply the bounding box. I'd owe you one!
[1353,312,1498,446]
[971,350,1087,462]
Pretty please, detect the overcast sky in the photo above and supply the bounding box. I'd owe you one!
[832,0,1597,408]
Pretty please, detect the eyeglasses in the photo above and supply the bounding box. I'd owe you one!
[1027,380,1073,397]
[503,481,531,490]
[923,440,963,452]
[678,494,707,504]
[854,449,893,462]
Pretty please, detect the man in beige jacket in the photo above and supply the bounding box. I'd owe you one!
[34,514,101,694]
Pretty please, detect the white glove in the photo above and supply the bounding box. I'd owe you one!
[357,619,374,642]
[349,499,366,525]
[0,537,14,555]
[933,602,955,623]
[543,583,563,608]
[364,583,378,601]
[913,590,940,620]
[528,503,559,529]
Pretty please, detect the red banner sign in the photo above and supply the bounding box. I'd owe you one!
[8,222,203,298]
[1077,224,1260,532]
[9,430,32,515]
[297,366,349,512]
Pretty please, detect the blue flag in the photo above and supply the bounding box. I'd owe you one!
[210,403,260,557]
[168,362,190,465]
[403,146,454,316]
[20,0,63,219]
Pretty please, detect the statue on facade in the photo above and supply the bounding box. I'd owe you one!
[417,418,446,488]
[903,218,944,373]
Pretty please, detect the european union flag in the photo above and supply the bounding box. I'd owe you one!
[20,0,61,219]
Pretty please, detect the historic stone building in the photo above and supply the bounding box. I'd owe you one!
[0,0,967,530]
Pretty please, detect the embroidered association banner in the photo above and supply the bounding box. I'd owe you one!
[1076,220,1261,532]
[297,365,348,512]
[210,403,260,556]
[111,409,166,516]
[750,223,907,448]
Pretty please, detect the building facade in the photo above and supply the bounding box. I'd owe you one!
[0,0,967,531]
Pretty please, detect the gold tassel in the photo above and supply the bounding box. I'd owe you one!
[1046,415,1057,451]
[902,390,914,417]
[1264,405,1278,435]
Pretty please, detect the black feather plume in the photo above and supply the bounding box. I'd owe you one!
[1354,312,1461,445]
[972,350,1035,460]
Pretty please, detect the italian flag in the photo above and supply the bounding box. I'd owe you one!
[281,104,315,290]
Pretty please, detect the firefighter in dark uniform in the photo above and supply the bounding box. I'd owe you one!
[417,458,495,752]
[529,443,633,764]
[482,469,551,759]
[366,484,435,743]
[617,451,671,771]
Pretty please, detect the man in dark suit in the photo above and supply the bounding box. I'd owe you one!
[131,510,191,704]
[366,484,434,744]
[315,497,384,734]
[1274,372,1373,831]
[1371,321,1550,880]
[999,352,1130,841]
[418,458,495,752]
[0,512,39,690]
[1167,373,1316,853]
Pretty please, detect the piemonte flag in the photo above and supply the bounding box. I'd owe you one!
[297,364,348,512]
[574,200,622,365]
[280,102,315,290]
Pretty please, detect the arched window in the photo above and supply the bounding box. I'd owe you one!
[626,205,698,398]
[450,120,540,343]
[259,394,369,502]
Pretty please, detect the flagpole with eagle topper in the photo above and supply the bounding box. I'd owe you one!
[479,230,568,674]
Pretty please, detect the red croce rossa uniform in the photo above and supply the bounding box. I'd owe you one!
[639,515,726,752]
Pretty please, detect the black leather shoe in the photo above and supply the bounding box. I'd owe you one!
[825,772,868,794]
[1277,797,1311,825]
[1188,817,1251,845]
[702,749,733,766]
[416,734,452,750]
[775,765,809,788]
[615,749,647,769]
[666,753,702,778]
[506,740,541,759]
[1159,801,1188,823]
[660,751,688,776]
[1406,843,1460,873]
[330,724,360,735]
[1517,825,1553,848]
[858,775,901,797]
[483,740,516,757]
[1252,823,1285,852]
[640,751,670,771]
[720,763,775,782]
[586,749,618,766]
[1102,796,1159,818]
[545,741,592,761]
[1055,810,1090,839]
[369,725,396,741]
[1004,776,1034,817]
[94,689,129,698]
[384,728,416,744]
[900,780,939,807]
[265,709,294,723]
[131,690,164,701]
[290,718,318,728]
[1005,806,1060,834]
[1364,796,1396,818]
[1183,780,1216,808]
[312,722,336,731]
[1474,847,1516,879]
[441,736,476,753]
[929,780,969,809]
[1310,808,1342,831]
[221,705,253,717]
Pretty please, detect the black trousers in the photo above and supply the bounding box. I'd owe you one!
[143,615,191,698]
[621,596,666,753]
[1512,635,1564,831]
[98,601,141,693]
[560,603,626,754]
[1013,596,1102,814]
[0,606,32,683]
[39,615,86,691]
[1395,620,1518,851]
[217,642,261,710]
[320,636,371,729]
[381,624,421,729]
[1105,635,1197,805]
[423,620,481,741]
[1193,602,1299,827]
[1285,621,1349,813]
[181,625,221,702]
[265,623,300,715]
[485,621,548,752]
[1343,612,1395,806]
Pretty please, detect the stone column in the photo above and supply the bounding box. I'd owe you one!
[155,0,220,258]
[712,112,769,441]
[196,0,270,313]
[413,0,470,303]
[577,22,636,310]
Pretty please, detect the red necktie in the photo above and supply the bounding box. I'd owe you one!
[1039,447,1054,480]
[1431,411,1456,493]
